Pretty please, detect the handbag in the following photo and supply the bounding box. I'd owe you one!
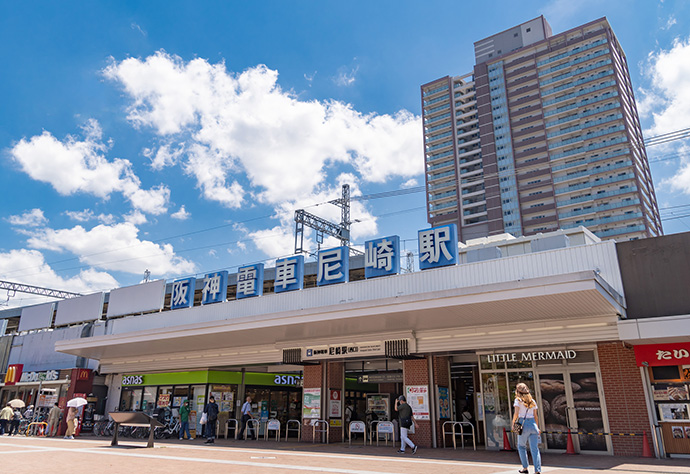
[513,407,528,435]
[400,417,413,429]
[200,412,208,425]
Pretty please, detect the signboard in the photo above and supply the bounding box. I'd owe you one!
[317,246,349,286]
[303,342,384,361]
[274,255,304,293]
[358,372,403,384]
[237,263,265,299]
[329,419,342,427]
[3,364,23,386]
[303,388,321,419]
[171,277,195,310]
[267,419,281,430]
[406,385,430,420]
[202,271,228,305]
[349,421,365,433]
[634,343,690,367]
[658,403,690,422]
[329,390,342,418]
[364,235,400,278]
[481,350,577,364]
[418,224,458,270]
[20,370,59,383]
[106,279,165,318]
[377,421,395,434]
[438,386,450,419]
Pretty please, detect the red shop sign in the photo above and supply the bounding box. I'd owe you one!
[634,342,690,367]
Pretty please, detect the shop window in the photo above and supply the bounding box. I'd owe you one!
[172,386,190,407]
[142,386,156,414]
[651,366,682,382]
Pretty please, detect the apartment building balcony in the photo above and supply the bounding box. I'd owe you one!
[551,136,628,162]
[425,112,452,125]
[544,101,621,129]
[427,169,456,183]
[510,90,541,108]
[516,155,550,169]
[514,114,544,127]
[540,61,613,90]
[426,159,455,172]
[456,100,477,111]
[551,147,630,172]
[456,109,478,121]
[523,214,558,226]
[429,189,457,202]
[429,200,458,212]
[543,90,618,119]
[546,112,623,139]
[426,140,453,153]
[553,160,632,184]
[423,95,450,107]
[548,124,625,151]
[594,224,646,238]
[428,179,456,192]
[556,185,637,207]
[424,103,451,116]
[457,128,479,141]
[561,211,643,230]
[462,195,486,206]
[510,103,542,119]
[538,46,610,77]
[558,198,640,219]
[522,190,555,203]
[522,203,557,216]
[555,172,634,196]
[463,205,487,216]
[426,150,454,164]
[422,84,449,98]
[514,145,547,161]
[542,79,616,108]
[536,37,608,67]
[454,89,476,101]
[457,117,479,128]
[425,130,453,144]
[514,123,545,139]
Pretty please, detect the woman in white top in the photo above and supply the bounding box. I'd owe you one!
[511,383,542,474]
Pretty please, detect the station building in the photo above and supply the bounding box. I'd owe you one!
[1,226,689,457]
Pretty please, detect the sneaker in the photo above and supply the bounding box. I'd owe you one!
[68,436,74,440]
[397,450,405,453]
[412,446,418,455]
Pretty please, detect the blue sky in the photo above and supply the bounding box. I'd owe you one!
[1,0,689,307]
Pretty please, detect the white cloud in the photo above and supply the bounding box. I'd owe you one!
[25,222,196,276]
[334,65,359,87]
[171,205,190,220]
[9,119,171,214]
[131,22,147,37]
[401,178,419,188]
[144,142,185,170]
[103,52,422,207]
[124,210,148,225]
[7,209,48,227]
[663,144,690,194]
[0,248,119,298]
[663,15,677,30]
[304,71,317,86]
[64,209,116,225]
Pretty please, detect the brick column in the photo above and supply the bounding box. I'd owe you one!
[327,361,344,443]
[301,363,323,443]
[597,342,652,457]
[433,356,451,447]
[403,357,433,448]
[59,368,94,436]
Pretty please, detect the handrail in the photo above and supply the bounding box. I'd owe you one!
[285,419,301,442]
[225,418,238,440]
[442,421,476,450]
[348,421,367,446]
[264,419,281,441]
[26,422,48,437]
[244,419,260,440]
[368,420,380,445]
[311,420,329,444]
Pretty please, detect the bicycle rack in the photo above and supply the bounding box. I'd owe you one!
[244,419,260,440]
[285,419,301,442]
[348,421,366,446]
[442,421,476,450]
[225,418,238,439]
[376,421,395,447]
[312,420,329,444]
[265,419,281,441]
[367,420,380,445]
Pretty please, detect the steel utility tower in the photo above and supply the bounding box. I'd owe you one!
[0,280,82,305]
[294,184,363,256]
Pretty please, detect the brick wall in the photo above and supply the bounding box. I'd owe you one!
[597,341,652,457]
[302,363,323,443]
[404,357,432,448]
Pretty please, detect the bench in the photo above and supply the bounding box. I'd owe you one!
[109,412,165,448]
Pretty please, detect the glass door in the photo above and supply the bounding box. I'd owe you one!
[482,372,510,449]
[538,371,609,453]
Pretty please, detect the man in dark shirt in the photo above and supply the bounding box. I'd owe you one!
[394,395,418,454]
[204,396,219,444]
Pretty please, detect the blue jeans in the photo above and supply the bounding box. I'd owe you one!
[517,418,542,473]
[179,421,190,439]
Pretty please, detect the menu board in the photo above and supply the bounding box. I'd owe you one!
[406,385,430,420]
[659,403,690,421]
[653,384,689,401]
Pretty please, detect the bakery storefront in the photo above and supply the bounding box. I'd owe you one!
[479,345,611,454]
[634,342,690,456]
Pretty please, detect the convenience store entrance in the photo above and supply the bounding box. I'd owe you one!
[245,386,302,437]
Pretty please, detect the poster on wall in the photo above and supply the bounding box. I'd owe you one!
[653,385,689,401]
[658,403,690,421]
[406,385,430,420]
[303,388,321,419]
[672,426,686,439]
[329,390,342,418]
[437,387,450,419]
[157,394,171,408]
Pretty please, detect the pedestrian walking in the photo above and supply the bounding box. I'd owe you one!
[394,395,418,454]
[179,399,191,440]
[10,408,22,435]
[203,396,219,444]
[512,383,542,474]
[237,396,256,440]
[64,406,77,439]
[48,403,61,437]
[0,403,13,435]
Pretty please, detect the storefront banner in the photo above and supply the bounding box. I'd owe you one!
[481,350,577,364]
[329,390,342,418]
[406,385,430,420]
[437,387,450,419]
[303,388,321,419]
[20,370,59,383]
[303,342,384,360]
[3,364,23,385]
[157,393,171,408]
[634,342,690,367]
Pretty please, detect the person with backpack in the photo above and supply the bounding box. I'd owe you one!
[394,395,418,454]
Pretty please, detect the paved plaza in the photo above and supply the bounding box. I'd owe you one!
[1,436,689,474]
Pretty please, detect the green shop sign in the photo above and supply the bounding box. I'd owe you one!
[121,370,302,387]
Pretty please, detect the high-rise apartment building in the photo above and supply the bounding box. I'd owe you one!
[422,16,662,242]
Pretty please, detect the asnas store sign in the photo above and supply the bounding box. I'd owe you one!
[273,375,303,386]
[483,350,577,363]
[122,375,144,386]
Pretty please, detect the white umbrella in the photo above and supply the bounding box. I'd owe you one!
[67,397,87,408]
[8,399,25,408]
